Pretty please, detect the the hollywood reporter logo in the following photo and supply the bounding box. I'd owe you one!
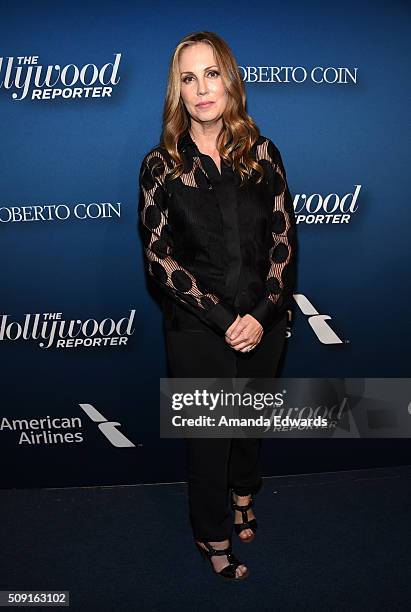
[294,185,361,224]
[0,310,135,349]
[0,53,121,101]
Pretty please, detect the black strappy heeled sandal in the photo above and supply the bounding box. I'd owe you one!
[194,540,249,580]
[231,491,258,543]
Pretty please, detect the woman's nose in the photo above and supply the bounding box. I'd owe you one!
[196,79,207,95]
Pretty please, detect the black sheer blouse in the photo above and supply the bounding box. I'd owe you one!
[138,128,298,336]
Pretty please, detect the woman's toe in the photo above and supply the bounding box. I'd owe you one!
[236,564,247,577]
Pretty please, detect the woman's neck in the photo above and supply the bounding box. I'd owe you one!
[189,122,222,155]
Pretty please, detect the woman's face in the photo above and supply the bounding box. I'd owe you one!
[179,42,228,126]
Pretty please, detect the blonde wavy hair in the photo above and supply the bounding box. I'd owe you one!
[160,31,265,186]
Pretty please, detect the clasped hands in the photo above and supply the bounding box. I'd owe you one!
[224,314,263,353]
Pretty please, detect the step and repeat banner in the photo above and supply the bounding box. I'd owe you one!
[1,1,410,488]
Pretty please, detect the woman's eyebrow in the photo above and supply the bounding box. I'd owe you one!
[180,65,219,75]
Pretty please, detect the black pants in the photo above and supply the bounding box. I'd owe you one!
[165,313,287,541]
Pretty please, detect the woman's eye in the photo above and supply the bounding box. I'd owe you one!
[182,71,219,84]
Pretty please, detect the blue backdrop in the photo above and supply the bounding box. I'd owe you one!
[1,0,410,488]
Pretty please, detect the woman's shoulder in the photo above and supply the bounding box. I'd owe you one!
[255,133,283,165]
[141,143,171,167]
[139,144,174,186]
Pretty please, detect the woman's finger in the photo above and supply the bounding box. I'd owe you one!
[233,340,254,351]
[240,344,255,353]
[228,333,250,347]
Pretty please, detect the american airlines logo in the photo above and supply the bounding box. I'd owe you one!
[293,294,344,344]
[79,404,135,447]
[1,406,135,447]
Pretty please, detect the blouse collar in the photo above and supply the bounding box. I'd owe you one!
[177,128,197,154]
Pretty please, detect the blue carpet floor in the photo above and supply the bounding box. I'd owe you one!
[1,465,411,611]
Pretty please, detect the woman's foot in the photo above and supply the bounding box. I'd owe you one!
[231,492,257,541]
[195,539,248,579]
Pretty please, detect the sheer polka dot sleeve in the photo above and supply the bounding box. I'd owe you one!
[250,141,298,331]
[138,151,238,335]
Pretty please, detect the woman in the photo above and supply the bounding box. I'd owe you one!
[138,31,298,580]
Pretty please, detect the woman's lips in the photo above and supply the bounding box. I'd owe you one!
[196,101,214,108]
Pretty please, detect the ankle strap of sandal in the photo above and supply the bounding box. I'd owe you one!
[231,499,253,512]
[202,541,232,557]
